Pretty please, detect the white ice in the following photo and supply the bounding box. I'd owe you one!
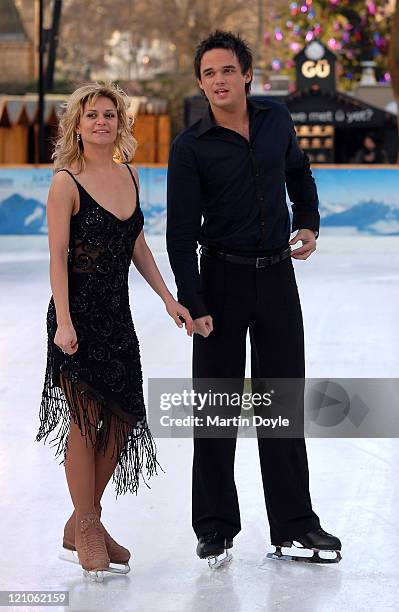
[0,234,398,612]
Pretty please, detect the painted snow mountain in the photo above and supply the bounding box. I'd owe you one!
[320,199,399,235]
[140,198,166,235]
[1,193,399,236]
[0,193,168,235]
[0,194,47,234]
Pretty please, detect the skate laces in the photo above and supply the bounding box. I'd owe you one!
[79,514,108,560]
[101,521,129,554]
[101,523,117,546]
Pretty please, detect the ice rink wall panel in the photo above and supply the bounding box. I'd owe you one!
[0,165,398,236]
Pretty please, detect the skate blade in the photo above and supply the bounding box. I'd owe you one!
[83,569,105,582]
[106,562,131,575]
[59,549,131,576]
[207,551,233,569]
[266,546,342,564]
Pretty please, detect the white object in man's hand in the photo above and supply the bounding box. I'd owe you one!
[289,229,317,260]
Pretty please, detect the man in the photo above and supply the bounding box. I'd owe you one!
[353,133,388,164]
[167,30,341,566]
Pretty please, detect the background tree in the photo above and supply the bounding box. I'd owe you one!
[269,0,393,89]
[388,0,399,160]
[56,0,134,81]
[134,0,248,72]
[56,0,252,132]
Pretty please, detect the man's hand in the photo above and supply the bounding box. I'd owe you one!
[289,229,317,260]
[193,315,213,338]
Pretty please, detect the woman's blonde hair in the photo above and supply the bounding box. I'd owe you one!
[52,81,137,173]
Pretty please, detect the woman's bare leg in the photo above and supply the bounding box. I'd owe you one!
[62,392,110,570]
[64,419,96,515]
[61,376,99,515]
[94,417,128,507]
[62,405,131,562]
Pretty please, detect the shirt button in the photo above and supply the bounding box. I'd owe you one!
[261,221,265,226]
[260,196,264,201]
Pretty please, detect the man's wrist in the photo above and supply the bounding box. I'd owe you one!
[299,228,319,239]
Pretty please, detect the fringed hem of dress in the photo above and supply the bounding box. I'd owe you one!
[36,358,160,498]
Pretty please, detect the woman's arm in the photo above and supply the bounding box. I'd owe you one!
[132,231,193,335]
[128,165,192,334]
[47,171,79,353]
[132,230,173,303]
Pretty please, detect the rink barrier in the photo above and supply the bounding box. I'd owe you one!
[0,164,398,236]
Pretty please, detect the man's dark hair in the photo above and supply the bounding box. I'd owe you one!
[194,30,253,95]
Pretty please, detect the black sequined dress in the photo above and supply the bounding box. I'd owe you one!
[37,162,158,496]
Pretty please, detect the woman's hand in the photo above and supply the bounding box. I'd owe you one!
[54,322,79,355]
[164,297,194,337]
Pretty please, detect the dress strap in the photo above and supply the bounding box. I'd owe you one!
[124,162,140,202]
[58,168,81,188]
[59,165,139,204]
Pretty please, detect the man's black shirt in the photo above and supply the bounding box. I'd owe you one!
[166,98,320,319]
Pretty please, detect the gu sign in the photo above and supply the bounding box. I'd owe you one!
[295,41,336,93]
[302,59,331,79]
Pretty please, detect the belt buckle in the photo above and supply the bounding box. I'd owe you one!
[256,256,265,268]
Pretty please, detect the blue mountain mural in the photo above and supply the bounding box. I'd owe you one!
[1,168,399,236]
[0,194,46,235]
[321,200,399,235]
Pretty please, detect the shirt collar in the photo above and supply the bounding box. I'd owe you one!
[196,97,272,138]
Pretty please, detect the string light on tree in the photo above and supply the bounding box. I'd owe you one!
[266,0,392,89]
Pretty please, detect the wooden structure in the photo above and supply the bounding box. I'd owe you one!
[0,94,170,164]
[131,97,170,164]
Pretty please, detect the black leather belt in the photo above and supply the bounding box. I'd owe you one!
[201,246,292,268]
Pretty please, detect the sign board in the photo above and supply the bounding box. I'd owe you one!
[290,107,377,126]
[295,41,336,93]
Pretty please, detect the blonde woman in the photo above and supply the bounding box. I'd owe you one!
[37,82,193,582]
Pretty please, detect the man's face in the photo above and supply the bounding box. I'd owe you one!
[197,48,252,109]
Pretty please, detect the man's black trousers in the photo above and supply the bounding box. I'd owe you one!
[192,252,321,543]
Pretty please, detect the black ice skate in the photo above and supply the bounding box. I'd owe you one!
[196,532,233,569]
[267,527,342,564]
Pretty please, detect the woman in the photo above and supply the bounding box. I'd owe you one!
[36,82,193,581]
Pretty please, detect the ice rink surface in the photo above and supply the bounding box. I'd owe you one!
[0,234,398,612]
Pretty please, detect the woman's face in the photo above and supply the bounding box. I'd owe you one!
[76,96,119,147]
[364,137,376,150]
